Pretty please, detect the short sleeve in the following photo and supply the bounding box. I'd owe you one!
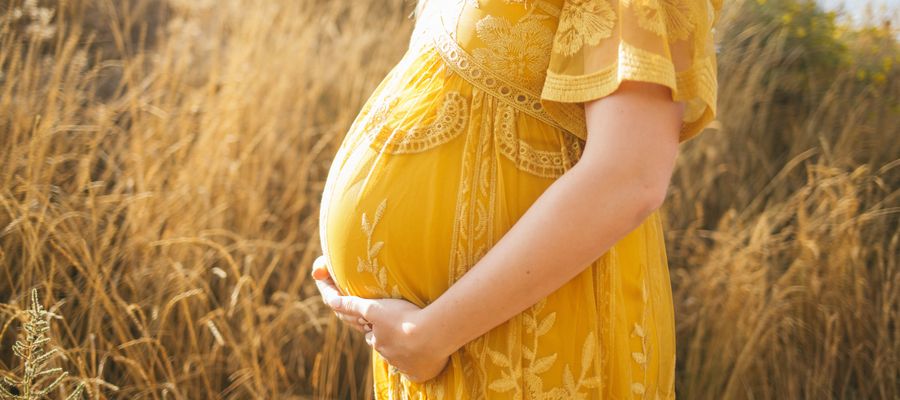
[539,0,721,144]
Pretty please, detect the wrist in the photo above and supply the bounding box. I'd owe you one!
[416,302,464,358]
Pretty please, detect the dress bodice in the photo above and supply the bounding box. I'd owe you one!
[409,0,721,144]
[442,0,564,94]
[411,0,584,140]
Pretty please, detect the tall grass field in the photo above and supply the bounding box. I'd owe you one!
[0,0,897,398]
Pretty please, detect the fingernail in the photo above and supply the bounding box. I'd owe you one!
[328,297,341,308]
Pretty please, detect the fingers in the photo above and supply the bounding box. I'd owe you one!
[312,267,330,280]
[335,311,370,333]
[331,295,376,320]
[311,255,379,332]
[311,255,331,280]
[314,274,342,309]
[311,255,348,297]
[310,256,372,331]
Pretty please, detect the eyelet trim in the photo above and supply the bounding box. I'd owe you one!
[429,12,572,136]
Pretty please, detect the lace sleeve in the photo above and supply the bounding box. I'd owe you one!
[539,0,721,143]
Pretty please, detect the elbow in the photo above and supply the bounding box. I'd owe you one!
[632,157,676,219]
[572,158,672,225]
[635,178,669,221]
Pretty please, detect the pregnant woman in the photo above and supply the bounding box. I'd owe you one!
[314,0,719,397]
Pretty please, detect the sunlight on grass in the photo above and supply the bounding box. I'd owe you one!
[0,0,897,398]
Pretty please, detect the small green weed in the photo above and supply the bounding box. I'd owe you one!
[0,289,85,400]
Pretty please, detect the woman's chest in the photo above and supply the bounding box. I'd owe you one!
[425,0,566,94]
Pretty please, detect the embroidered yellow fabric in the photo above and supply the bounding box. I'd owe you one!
[318,0,718,398]
[541,0,721,143]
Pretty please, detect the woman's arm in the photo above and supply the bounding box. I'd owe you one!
[420,79,684,358]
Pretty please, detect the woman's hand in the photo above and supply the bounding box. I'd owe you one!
[310,255,370,333]
[329,295,451,384]
[310,255,451,383]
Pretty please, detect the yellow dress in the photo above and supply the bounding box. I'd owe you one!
[318,0,720,398]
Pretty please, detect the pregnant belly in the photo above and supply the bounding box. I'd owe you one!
[319,131,466,307]
[317,42,577,305]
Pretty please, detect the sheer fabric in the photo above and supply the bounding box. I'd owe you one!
[540,0,721,143]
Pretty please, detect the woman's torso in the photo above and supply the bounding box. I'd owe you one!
[318,0,584,307]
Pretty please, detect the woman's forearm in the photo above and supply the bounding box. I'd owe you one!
[420,156,663,358]
[417,81,683,358]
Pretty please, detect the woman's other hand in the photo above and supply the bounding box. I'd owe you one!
[310,255,370,333]
[329,295,451,384]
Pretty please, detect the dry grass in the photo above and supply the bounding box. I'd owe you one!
[0,0,896,398]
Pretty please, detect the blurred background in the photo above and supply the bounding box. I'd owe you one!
[0,0,897,398]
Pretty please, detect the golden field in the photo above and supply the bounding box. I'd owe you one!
[0,0,897,398]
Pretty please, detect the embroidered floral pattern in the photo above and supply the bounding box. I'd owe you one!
[624,0,666,36]
[447,93,497,396]
[624,0,695,41]
[473,14,554,90]
[446,93,497,285]
[360,93,400,147]
[541,0,718,143]
[366,91,469,154]
[495,102,583,178]
[631,281,652,395]
[431,11,584,140]
[485,298,604,399]
[659,0,696,41]
[553,0,616,56]
[357,198,402,298]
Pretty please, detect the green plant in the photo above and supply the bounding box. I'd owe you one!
[0,289,85,400]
